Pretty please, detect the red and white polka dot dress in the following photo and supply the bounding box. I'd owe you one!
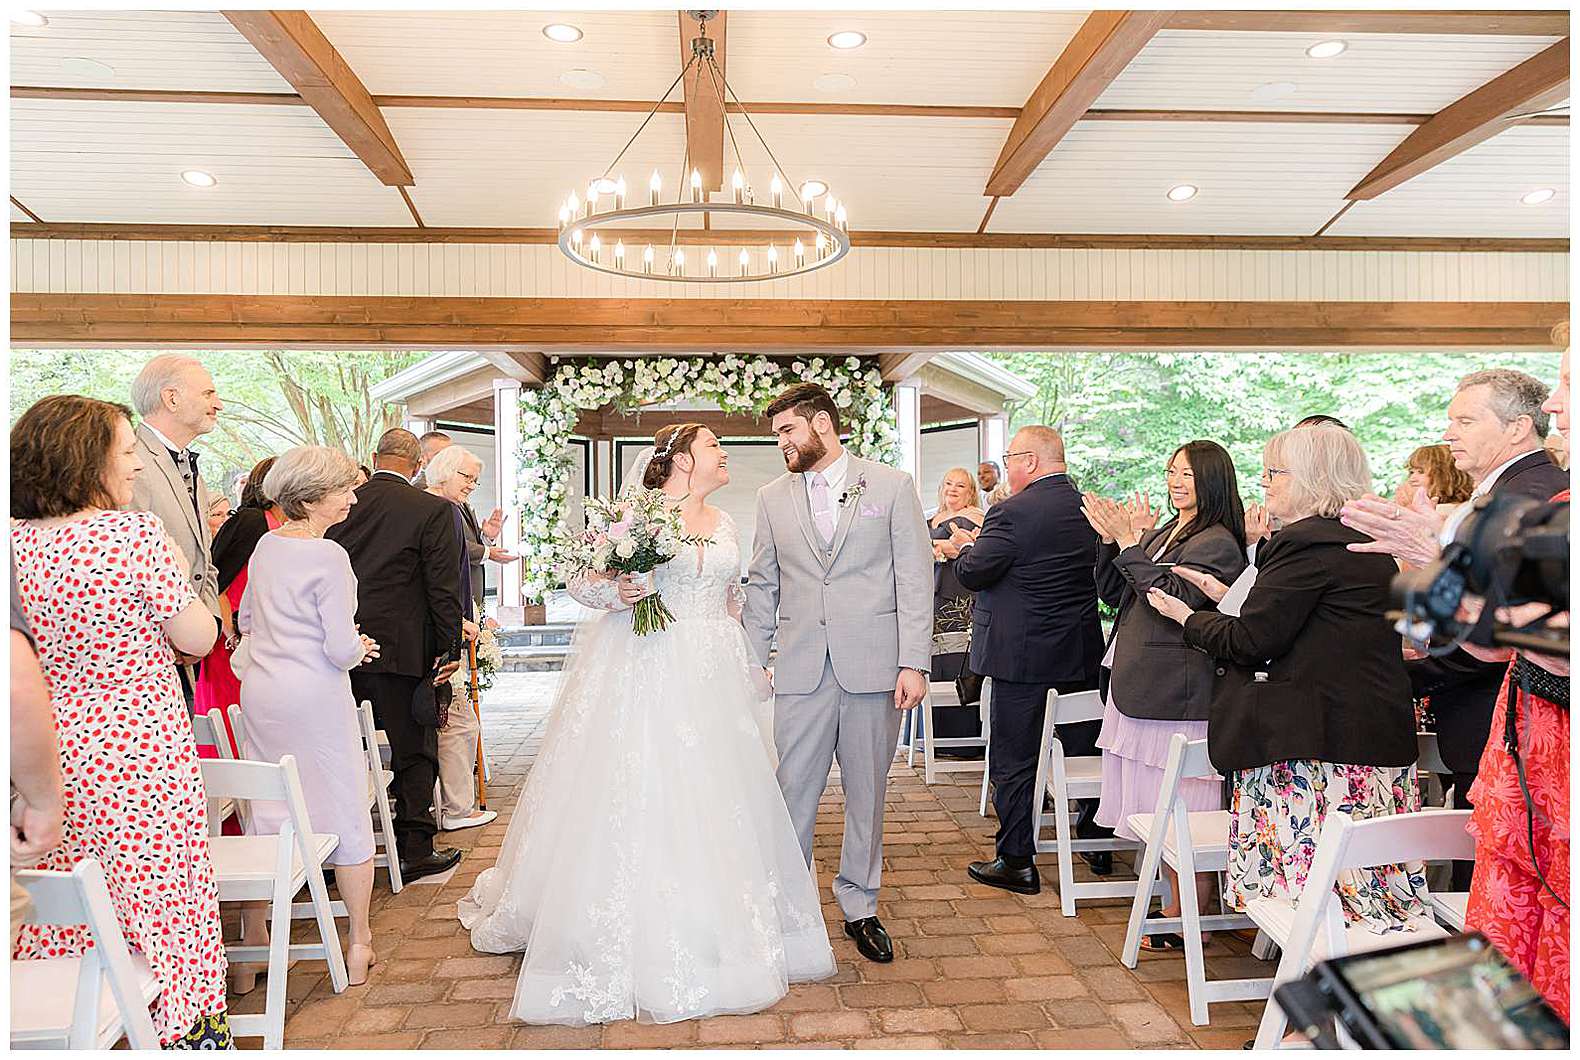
[11,509,228,1046]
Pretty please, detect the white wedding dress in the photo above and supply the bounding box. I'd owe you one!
[457,510,836,1025]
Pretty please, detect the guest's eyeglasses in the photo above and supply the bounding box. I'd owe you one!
[1001,450,1035,464]
[457,470,479,484]
[1259,467,1291,485]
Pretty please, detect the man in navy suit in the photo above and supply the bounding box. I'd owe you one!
[943,426,1104,894]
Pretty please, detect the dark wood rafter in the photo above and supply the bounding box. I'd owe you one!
[976,198,1001,235]
[679,11,727,191]
[475,351,548,385]
[11,295,1566,351]
[8,222,1566,253]
[985,11,1173,197]
[397,186,425,228]
[10,196,44,224]
[1347,39,1570,201]
[1313,201,1357,237]
[221,11,414,186]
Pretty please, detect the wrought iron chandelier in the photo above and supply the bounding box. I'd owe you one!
[555,10,851,283]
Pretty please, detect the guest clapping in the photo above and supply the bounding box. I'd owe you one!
[11,395,229,1047]
[423,443,496,832]
[231,446,382,986]
[930,468,985,668]
[1082,441,1247,945]
[1147,426,1428,931]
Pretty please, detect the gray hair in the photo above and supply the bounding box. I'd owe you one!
[1264,425,1372,519]
[262,446,358,520]
[1014,425,1066,465]
[424,442,480,489]
[130,354,205,416]
[1456,369,1551,438]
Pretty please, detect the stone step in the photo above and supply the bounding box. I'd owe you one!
[500,644,570,672]
[495,623,576,648]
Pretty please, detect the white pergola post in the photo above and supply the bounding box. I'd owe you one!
[492,378,524,621]
[893,382,923,497]
[405,415,435,437]
[981,413,1009,468]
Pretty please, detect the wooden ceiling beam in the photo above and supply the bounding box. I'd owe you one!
[679,11,727,191]
[475,351,548,385]
[8,222,1567,253]
[1167,10,1569,35]
[879,352,935,382]
[221,11,413,186]
[12,294,1565,352]
[985,11,1173,197]
[1348,38,1570,201]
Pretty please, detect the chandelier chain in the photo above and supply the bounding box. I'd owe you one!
[707,56,800,202]
[600,54,696,181]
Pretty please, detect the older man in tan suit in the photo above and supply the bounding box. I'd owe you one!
[128,355,225,696]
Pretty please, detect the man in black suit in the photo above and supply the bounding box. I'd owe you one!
[327,428,465,881]
[943,426,1104,894]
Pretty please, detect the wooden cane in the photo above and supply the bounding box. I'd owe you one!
[469,639,487,810]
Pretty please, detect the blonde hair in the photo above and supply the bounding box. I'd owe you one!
[1264,426,1372,519]
[936,467,981,512]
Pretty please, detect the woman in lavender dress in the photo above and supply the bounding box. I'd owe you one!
[1081,441,1246,948]
[232,446,382,986]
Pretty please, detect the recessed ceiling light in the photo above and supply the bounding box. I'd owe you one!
[799,179,829,200]
[813,73,857,94]
[1521,187,1556,205]
[10,11,47,27]
[591,177,620,196]
[61,56,116,79]
[542,23,582,43]
[558,68,605,90]
[827,30,867,50]
[1306,39,1348,59]
[1250,80,1298,103]
[180,170,217,188]
[1166,183,1198,202]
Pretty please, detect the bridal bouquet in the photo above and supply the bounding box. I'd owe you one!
[557,491,695,635]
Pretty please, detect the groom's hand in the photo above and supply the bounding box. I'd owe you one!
[894,667,927,712]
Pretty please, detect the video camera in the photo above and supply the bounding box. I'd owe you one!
[1391,492,1569,656]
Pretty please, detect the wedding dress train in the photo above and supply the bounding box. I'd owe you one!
[457,511,835,1025]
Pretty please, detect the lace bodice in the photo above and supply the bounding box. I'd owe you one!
[571,509,743,622]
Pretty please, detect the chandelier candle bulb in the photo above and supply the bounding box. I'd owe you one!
[771,174,784,208]
[835,204,847,230]
[571,228,582,251]
[825,194,836,221]
[649,170,662,206]
[558,206,569,229]
[588,234,601,263]
[690,168,702,203]
[707,248,718,277]
[794,239,805,267]
[642,244,654,274]
[673,248,686,275]
[739,248,750,275]
[767,244,778,274]
[568,191,580,218]
[732,168,745,204]
[815,231,828,258]
[615,177,627,209]
[614,240,625,265]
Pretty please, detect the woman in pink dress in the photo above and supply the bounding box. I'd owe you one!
[193,455,281,759]
[10,395,229,1047]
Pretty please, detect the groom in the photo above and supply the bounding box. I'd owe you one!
[744,382,933,963]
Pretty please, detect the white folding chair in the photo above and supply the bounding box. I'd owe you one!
[1120,734,1269,1025]
[190,710,239,836]
[1032,688,1139,916]
[1430,891,1469,932]
[201,755,349,1049]
[915,681,988,784]
[356,699,404,893]
[1249,809,1470,1049]
[978,678,994,816]
[10,860,161,1050]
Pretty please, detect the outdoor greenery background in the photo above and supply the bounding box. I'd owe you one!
[8,348,1562,505]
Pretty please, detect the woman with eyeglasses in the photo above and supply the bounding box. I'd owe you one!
[1146,427,1428,935]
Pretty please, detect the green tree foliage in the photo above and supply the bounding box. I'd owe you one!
[988,350,1562,503]
[9,349,423,493]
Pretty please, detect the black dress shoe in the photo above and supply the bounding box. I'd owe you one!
[1079,851,1113,876]
[843,917,894,963]
[399,846,461,882]
[968,856,1041,895]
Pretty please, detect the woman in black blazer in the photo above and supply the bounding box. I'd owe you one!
[1147,426,1428,933]
[1082,440,1247,947]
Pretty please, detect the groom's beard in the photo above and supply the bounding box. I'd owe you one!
[780,435,827,473]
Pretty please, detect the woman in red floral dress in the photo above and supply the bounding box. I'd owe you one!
[10,395,230,1048]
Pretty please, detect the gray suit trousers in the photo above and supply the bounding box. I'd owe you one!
[775,653,904,921]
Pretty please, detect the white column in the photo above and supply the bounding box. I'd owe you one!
[893,382,922,497]
[594,438,615,499]
[492,379,524,620]
[405,415,435,436]
[981,413,1009,467]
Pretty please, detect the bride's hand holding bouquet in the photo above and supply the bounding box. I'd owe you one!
[557,491,700,635]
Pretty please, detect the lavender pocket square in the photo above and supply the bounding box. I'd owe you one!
[859,503,883,519]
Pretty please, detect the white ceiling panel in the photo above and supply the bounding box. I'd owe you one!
[9,99,409,225]
[991,120,1415,235]
[725,10,1088,107]
[1097,30,1563,113]
[1330,125,1569,237]
[311,9,680,99]
[12,203,30,222]
[394,108,1010,232]
[9,10,294,93]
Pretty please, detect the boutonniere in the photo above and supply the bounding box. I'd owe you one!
[838,475,868,507]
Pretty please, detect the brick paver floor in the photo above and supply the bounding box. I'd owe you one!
[238,673,1273,1049]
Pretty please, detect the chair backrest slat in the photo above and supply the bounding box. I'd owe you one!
[1049,689,1104,726]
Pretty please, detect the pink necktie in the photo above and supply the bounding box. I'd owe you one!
[810,472,836,547]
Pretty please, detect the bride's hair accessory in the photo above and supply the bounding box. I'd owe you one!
[643,423,705,490]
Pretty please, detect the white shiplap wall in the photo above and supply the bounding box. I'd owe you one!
[9,240,1568,301]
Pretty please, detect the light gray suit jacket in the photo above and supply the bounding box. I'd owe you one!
[745,455,934,696]
[129,422,221,616]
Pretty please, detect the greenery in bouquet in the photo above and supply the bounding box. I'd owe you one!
[555,490,702,635]
[452,624,504,696]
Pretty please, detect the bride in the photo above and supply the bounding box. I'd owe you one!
[457,422,836,1025]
